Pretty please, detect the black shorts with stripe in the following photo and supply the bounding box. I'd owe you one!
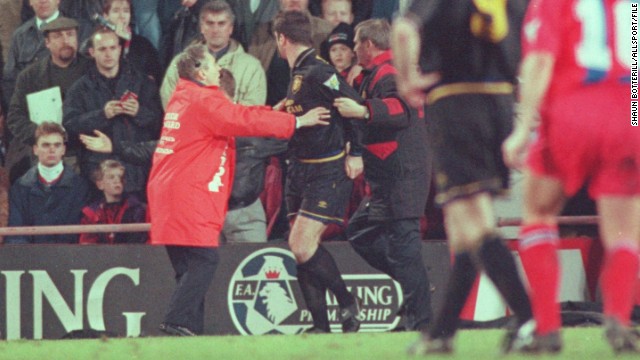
[428,91,514,205]
[285,154,352,225]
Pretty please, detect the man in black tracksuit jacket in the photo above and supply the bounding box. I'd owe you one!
[334,18,432,331]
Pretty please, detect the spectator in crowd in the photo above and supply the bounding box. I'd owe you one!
[320,0,353,26]
[161,0,266,109]
[79,159,147,244]
[215,68,288,244]
[63,27,162,198]
[334,18,432,332]
[80,129,155,166]
[158,0,203,68]
[131,0,161,49]
[148,44,329,336]
[273,10,364,333]
[6,122,89,244]
[4,0,91,107]
[502,0,638,353]
[393,0,532,354]
[309,0,399,26]
[249,0,334,106]
[0,0,22,63]
[5,17,90,184]
[101,0,163,84]
[228,0,279,50]
[320,22,355,78]
[21,0,104,24]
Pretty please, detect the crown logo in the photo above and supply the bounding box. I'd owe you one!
[265,268,281,279]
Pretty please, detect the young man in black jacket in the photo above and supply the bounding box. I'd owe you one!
[64,27,162,198]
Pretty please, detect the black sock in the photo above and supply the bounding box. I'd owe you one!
[296,264,330,331]
[299,245,355,308]
[428,252,477,339]
[477,234,533,325]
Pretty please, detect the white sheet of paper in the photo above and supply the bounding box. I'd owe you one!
[26,86,63,125]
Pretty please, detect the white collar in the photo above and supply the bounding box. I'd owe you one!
[36,11,60,30]
[37,162,64,183]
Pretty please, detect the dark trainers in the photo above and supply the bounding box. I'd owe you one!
[406,333,454,355]
[340,297,364,333]
[604,317,639,354]
[159,323,197,336]
[301,326,330,334]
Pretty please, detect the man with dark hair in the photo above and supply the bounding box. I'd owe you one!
[5,17,90,184]
[6,122,89,244]
[148,43,329,335]
[333,18,432,332]
[63,27,162,198]
[249,0,334,107]
[273,10,365,333]
[392,0,532,354]
[4,0,91,107]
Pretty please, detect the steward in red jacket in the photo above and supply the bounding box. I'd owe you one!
[147,44,329,335]
[147,77,296,247]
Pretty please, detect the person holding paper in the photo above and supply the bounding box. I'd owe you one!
[5,17,90,184]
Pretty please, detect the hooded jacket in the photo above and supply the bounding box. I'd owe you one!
[147,79,295,247]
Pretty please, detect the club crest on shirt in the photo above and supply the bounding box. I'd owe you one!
[323,74,340,91]
[292,75,304,94]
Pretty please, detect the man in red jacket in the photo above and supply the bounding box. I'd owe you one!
[147,44,330,336]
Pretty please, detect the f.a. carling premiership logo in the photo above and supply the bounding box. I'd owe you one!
[228,247,403,335]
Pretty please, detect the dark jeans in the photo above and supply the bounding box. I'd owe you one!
[164,245,219,334]
[347,203,432,330]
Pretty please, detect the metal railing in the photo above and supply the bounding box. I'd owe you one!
[0,216,600,237]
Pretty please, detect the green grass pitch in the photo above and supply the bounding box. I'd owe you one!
[0,327,636,360]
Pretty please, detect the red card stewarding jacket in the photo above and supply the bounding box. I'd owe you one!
[147,79,295,247]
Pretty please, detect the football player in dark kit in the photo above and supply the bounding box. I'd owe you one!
[273,10,365,333]
[333,18,432,332]
[392,0,533,354]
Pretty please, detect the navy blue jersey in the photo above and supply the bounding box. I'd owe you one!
[284,48,364,159]
[407,0,527,84]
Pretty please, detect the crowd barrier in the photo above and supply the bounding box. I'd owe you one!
[0,217,603,340]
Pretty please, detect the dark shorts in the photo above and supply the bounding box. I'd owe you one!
[285,156,352,225]
[428,93,514,205]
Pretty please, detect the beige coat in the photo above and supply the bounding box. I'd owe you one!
[160,39,267,108]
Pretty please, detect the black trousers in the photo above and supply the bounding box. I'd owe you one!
[164,245,219,334]
[347,203,432,330]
